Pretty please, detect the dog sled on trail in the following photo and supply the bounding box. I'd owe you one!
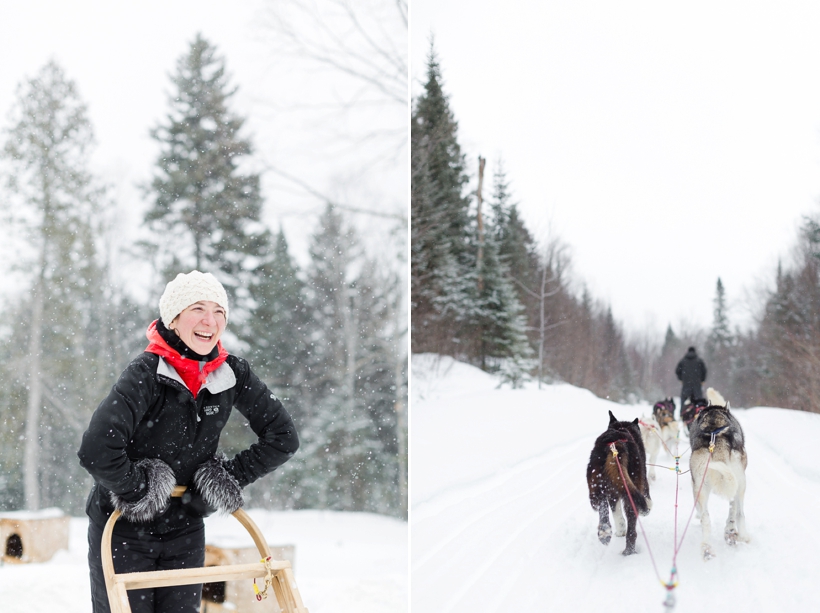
[586,388,750,610]
[102,486,309,613]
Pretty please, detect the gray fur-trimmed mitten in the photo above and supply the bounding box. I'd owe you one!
[109,457,176,523]
[193,452,244,514]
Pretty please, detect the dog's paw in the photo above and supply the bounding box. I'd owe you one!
[701,543,716,561]
[622,545,638,556]
[725,528,738,546]
[598,525,612,545]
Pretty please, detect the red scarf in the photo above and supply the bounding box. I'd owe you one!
[144,320,228,398]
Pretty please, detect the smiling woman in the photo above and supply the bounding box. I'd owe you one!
[77,270,300,613]
[168,302,226,355]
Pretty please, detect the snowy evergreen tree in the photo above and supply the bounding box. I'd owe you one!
[225,229,311,509]
[144,33,268,316]
[411,41,472,354]
[240,229,309,394]
[489,158,537,285]
[459,215,533,373]
[707,278,733,352]
[292,205,400,514]
[0,61,113,511]
[706,277,734,393]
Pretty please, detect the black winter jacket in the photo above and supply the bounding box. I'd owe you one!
[78,351,299,533]
[675,349,707,390]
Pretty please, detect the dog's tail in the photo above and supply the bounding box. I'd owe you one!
[706,387,726,407]
[603,445,650,516]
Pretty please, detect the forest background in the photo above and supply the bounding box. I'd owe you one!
[0,1,408,519]
[412,42,820,414]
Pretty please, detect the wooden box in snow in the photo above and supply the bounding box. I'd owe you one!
[201,543,296,613]
[0,508,70,564]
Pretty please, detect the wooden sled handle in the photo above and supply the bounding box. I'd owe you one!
[100,486,307,613]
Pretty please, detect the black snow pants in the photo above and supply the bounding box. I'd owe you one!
[88,518,205,613]
[681,384,704,411]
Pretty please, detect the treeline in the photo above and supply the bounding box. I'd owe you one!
[412,44,820,415]
[690,222,820,413]
[0,35,407,517]
[411,45,635,400]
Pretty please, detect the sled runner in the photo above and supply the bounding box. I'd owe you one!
[101,486,308,613]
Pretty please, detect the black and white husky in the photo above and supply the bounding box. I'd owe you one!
[688,388,750,560]
[587,411,652,555]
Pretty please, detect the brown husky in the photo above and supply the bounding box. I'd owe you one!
[587,411,652,555]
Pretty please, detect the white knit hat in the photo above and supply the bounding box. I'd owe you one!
[159,271,229,325]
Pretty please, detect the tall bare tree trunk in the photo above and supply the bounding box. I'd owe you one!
[342,284,358,509]
[24,271,44,510]
[394,288,407,516]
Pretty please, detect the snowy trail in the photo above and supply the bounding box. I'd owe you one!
[414,437,589,611]
[411,355,820,612]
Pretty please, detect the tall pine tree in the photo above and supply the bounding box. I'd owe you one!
[144,33,269,316]
[1,61,112,511]
[295,205,400,514]
[706,277,734,393]
[411,41,472,354]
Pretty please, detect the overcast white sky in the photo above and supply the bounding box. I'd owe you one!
[411,1,820,338]
[0,0,406,301]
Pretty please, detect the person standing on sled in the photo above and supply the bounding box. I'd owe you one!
[78,270,299,613]
[675,346,707,417]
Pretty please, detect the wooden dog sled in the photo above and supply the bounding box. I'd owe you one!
[102,486,308,613]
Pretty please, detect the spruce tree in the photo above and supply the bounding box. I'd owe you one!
[240,229,308,393]
[411,41,472,353]
[461,215,533,373]
[489,158,537,282]
[708,278,733,351]
[705,277,734,395]
[1,61,111,511]
[296,205,399,513]
[228,229,311,508]
[144,33,268,315]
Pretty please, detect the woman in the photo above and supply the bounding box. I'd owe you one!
[78,270,299,613]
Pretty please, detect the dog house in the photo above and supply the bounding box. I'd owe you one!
[201,543,295,613]
[0,508,70,564]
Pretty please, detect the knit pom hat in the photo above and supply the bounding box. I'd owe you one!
[159,271,229,325]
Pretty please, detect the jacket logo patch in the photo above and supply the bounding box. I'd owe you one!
[203,405,220,416]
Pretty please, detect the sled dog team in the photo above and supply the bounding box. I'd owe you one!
[586,388,749,560]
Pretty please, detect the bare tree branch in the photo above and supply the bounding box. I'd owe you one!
[262,162,406,223]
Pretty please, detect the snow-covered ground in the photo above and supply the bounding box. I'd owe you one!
[0,509,407,613]
[411,354,820,612]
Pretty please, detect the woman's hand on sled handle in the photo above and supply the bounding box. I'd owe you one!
[108,458,176,523]
[193,451,244,514]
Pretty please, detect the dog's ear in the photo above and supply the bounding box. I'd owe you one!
[632,418,639,425]
[608,410,617,424]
